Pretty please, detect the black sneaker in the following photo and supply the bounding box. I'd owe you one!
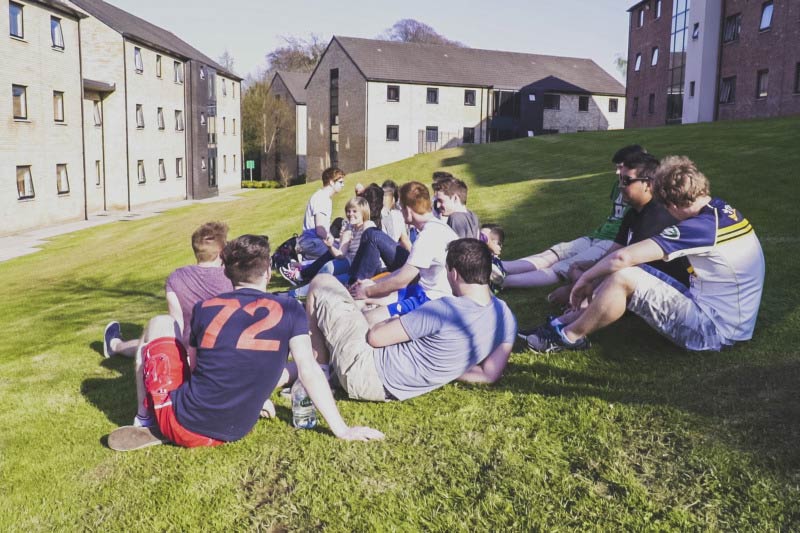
[517,316,558,341]
[525,322,590,354]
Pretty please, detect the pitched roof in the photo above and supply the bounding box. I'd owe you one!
[272,71,310,104]
[30,0,87,19]
[329,36,624,96]
[69,0,241,80]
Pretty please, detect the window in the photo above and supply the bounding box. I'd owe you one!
[137,160,145,183]
[464,90,476,106]
[756,69,769,98]
[632,96,639,116]
[608,98,618,112]
[93,100,102,126]
[156,55,162,78]
[12,84,27,119]
[719,76,736,103]
[175,110,184,131]
[209,157,216,187]
[9,2,23,38]
[53,91,64,122]
[723,14,741,43]
[134,47,143,73]
[223,117,226,134]
[174,61,183,83]
[692,23,700,39]
[634,53,642,71]
[158,159,166,181]
[543,94,560,110]
[232,84,236,99]
[578,96,589,112]
[655,0,662,18]
[200,66,206,80]
[136,104,144,128]
[463,127,475,144]
[638,8,644,27]
[157,107,164,130]
[426,88,439,104]
[95,160,102,186]
[386,125,399,141]
[493,90,521,117]
[425,126,438,143]
[16,166,34,199]
[176,157,183,178]
[56,164,69,194]
[201,157,206,170]
[222,80,227,96]
[387,85,399,102]
[50,17,64,49]
[648,93,655,114]
[651,47,659,66]
[689,81,695,97]
[233,155,237,171]
[795,63,800,94]
[760,1,773,30]
[200,112,206,126]
[232,118,236,135]
[223,155,227,173]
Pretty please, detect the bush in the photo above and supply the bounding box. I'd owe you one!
[241,180,282,189]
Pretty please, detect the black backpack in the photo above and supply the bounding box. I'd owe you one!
[271,234,299,270]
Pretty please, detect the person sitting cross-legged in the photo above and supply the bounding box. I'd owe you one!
[129,234,384,446]
[305,238,517,402]
[525,156,765,353]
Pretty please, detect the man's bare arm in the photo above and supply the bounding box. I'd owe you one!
[457,342,513,384]
[367,317,411,348]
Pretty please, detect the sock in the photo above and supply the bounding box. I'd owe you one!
[109,338,122,353]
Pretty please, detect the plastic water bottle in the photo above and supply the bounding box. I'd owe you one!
[291,380,317,429]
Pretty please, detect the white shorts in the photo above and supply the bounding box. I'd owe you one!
[626,265,725,351]
[549,237,614,278]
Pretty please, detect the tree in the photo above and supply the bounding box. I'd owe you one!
[265,34,327,73]
[217,50,235,73]
[614,53,628,80]
[241,76,294,184]
[379,19,464,47]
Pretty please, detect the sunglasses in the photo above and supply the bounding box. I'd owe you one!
[619,175,650,187]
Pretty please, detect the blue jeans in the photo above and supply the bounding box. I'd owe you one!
[348,227,409,284]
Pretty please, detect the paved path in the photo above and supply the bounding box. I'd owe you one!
[0,189,246,263]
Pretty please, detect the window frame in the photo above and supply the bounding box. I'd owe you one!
[56,163,69,194]
[134,47,144,74]
[233,155,237,171]
[386,124,399,141]
[689,81,695,97]
[723,13,742,43]
[464,89,476,106]
[608,98,619,113]
[387,85,400,102]
[12,84,27,120]
[137,160,146,184]
[232,118,236,135]
[9,2,23,39]
[222,79,227,96]
[16,165,34,200]
[648,93,655,114]
[463,127,475,144]
[135,104,144,128]
[426,87,439,104]
[638,8,644,27]
[759,1,773,31]
[634,53,642,71]
[156,55,162,78]
[222,116,226,134]
[158,158,166,181]
[157,107,164,130]
[651,47,659,66]
[719,76,736,104]
[50,16,64,49]
[93,100,102,126]
[200,66,206,80]
[655,0,662,18]
[578,96,589,112]
[223,154,227,173]
[632,96,639,116]
[175,110,185,131]
[53,91,65,123]
[174,61,184,84]
[543,93,561,110]
[756,69,769,99]
[794,63,800,94]
[692,22,700,39]
[425,126,439,143]
[95,160,102,186]
[176,157,184,178]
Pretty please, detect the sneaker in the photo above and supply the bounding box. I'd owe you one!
[108,425,166,452]
[103,321,121,358]
[133,414,155,428]
[279,265,303,287]
[526,322,590,354]
[517,316,558,341]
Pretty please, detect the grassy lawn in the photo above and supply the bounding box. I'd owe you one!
[1,116,798,531]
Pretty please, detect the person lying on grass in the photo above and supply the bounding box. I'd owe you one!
[130,234,384,446]
[304,238,517,402]
[103,221,233,362]
[524,156,765,354]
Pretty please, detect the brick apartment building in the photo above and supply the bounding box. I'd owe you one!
[626,0,800,128]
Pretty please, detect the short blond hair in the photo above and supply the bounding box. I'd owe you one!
[653,156,711,208]
[344,196,371,224]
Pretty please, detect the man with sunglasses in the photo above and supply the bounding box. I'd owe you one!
[526,156,765,353]
[296,167,346,260]
[498,145,643,290]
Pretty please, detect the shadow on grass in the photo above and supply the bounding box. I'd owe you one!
[81,355,136,427]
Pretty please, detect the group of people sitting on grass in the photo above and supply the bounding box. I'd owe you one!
[103,145,765,449]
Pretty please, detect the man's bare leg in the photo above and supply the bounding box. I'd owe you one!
[111,339,139,358]
[561,270,637,343]
[504,268,561,288]
[501,250,557,275]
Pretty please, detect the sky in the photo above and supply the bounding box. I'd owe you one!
[105,0,632,83]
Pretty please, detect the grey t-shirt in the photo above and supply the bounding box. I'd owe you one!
[447,210,480,239]
[374,295,517,400]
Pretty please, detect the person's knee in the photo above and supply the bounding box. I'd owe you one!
[605,268,639,295]
[143,315,179,343]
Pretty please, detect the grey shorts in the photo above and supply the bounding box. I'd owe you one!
[626,265,725,351]
[309,276,388,401]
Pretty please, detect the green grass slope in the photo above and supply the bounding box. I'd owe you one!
[1,117,798,531]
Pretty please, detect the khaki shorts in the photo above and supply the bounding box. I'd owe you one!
[309,276,388,401]
[626,265,725,351]
[549,237,614,277]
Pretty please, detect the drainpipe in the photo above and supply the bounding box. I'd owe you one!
[122,38,131,211]
[77,18,88,221]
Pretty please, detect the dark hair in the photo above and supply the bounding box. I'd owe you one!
[612,145,646,164]
[446,238,492,285]
[321,167,345,186]
[221,235,271,285]
[400,181,432,215]
[432,171,454,182]
[432,177,468,204]
[191,221,228,262]
[361,184,384,225]
[480,223,505,246]
[622,151,659,178]
[382,179,399,202]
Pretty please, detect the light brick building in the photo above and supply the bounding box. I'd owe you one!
[305,36,625,181]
